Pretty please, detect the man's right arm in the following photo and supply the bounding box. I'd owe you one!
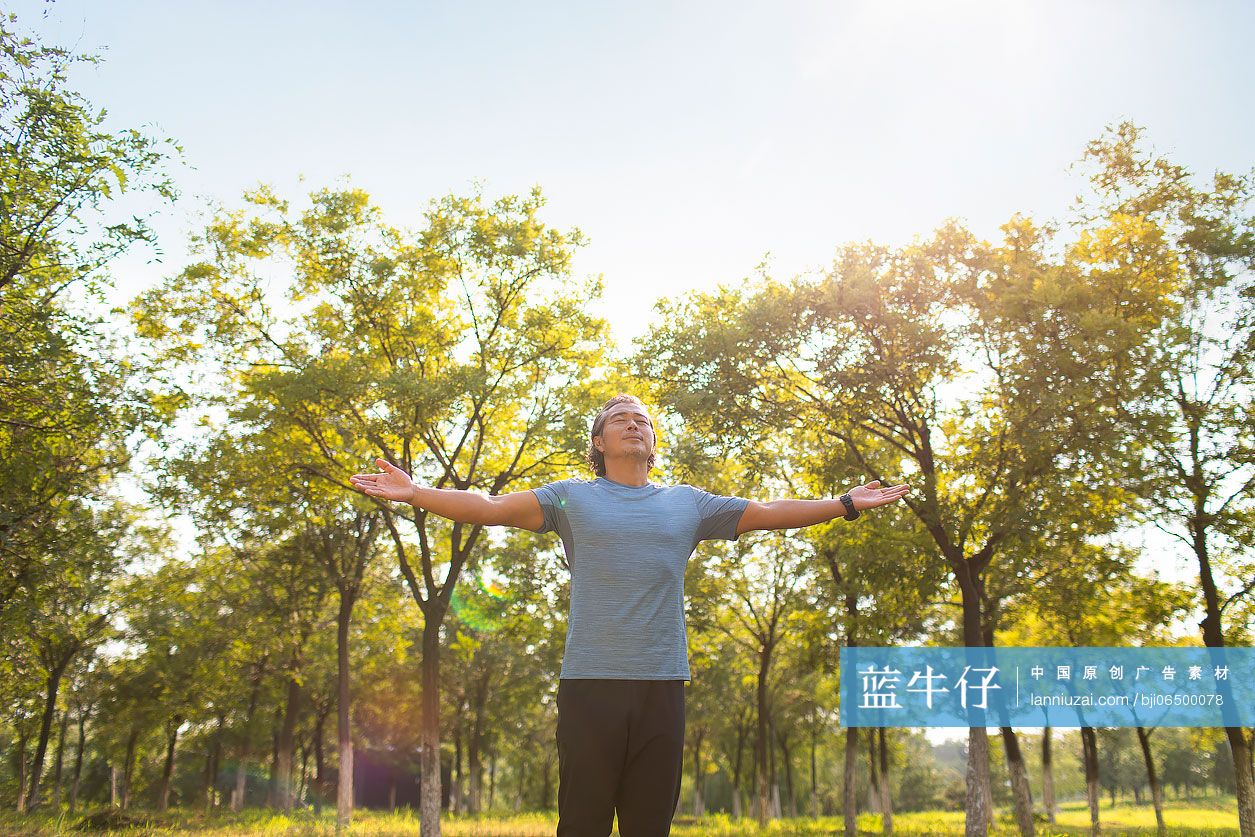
[407,486,545,532]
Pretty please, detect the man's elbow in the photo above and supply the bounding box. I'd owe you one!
[483,493,544,530]
[481,494,509,527]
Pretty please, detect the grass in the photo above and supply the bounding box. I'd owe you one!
[0,796,1239,835]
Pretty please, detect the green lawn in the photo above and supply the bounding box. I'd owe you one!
[0,796,1239,835]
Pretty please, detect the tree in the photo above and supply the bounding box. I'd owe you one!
[1001,541,1195,834]
[2,19,178,813]
[1,12,177,621]
[635,142,1183,832]
[16,499,134,811]
[804,432,942,835]
[0,12,177,294]
[151,415,387,825]
[129,183,610,835]
[1077,122,1255,836]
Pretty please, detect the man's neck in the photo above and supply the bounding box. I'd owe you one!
[602,460,650,487]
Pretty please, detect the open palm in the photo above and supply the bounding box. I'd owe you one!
[847,479,910,510]
[349,458,416,502]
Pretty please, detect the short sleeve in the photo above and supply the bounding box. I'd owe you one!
[691,486,750,542]
[529,479,572,535]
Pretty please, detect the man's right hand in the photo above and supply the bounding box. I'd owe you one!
[350,458,417,503]
[349,458,546,531]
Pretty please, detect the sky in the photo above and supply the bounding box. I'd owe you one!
[13,0,1254,351]
[12,0,1253,670]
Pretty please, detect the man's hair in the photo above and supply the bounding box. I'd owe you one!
[586,394,657,477]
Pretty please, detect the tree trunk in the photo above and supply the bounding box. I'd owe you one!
[1240,730,1255,831]
[540,753,553,810]
[313,703,328,815]
[336,592,356,830]
[1221,722,1255,829]
[69,708,86,813]
[234,657,268,812]
[157,714,182,811]
[732,713,746,820]
[267,709,280,807]
[1194,507,1255,835]
[780,730,796,818]
[14,727,29,813]
[110,762,119,808]
[768,713,780,819]
[275,671,301,811]
[451,724,463,815]
[691,726,705,816]
[1081,725,1100,835]
[469,667,489,814]
[755,644,773,826]
[25,658,69,810]
[834,561,864,834]
[299,741,310,806]
[868,725,881,814]
[232,759,247,812]
[202,736,214,810]
[999,726,1036,837]
[810,714,820,819]
[512,755,523,811]
[204,712,225,811]
[418,611,445,837]
[489,753,496,811]
[1041,726,1055,825]
[749,747,757,821]
[1135,726,1165,835]
[843,727,859,837]
[121,727,139,810]
[958,563,991,837]
[966,727,992,837]
[878,727,893,833]
[51,706,69,809]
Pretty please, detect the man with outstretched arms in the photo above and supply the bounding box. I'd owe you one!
[351,393,910,836]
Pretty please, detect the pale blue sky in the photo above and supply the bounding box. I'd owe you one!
[12,0,1254,350]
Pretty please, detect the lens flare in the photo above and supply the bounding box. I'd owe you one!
[449,569,511,633]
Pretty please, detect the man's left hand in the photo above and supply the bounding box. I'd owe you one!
[847,479,911,510]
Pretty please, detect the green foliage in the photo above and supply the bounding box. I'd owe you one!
[0,13,179,297]
[1,10,179,648]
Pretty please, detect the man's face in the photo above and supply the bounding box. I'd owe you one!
[595,403,655,462]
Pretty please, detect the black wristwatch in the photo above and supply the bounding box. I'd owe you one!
[839,492,860,521]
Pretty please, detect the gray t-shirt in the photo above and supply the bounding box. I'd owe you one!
[530,475,749,680]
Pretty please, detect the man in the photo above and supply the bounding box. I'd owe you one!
[350,394,910,835]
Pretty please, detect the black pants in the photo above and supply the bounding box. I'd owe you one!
[555,678,686,837]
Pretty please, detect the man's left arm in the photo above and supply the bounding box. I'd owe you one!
[735,479,911,536]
